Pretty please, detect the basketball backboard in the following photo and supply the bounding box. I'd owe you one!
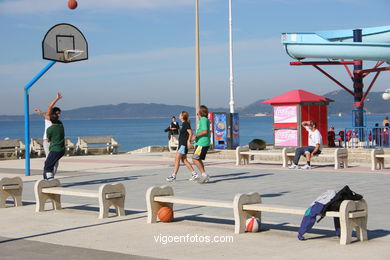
[42,23,88,63]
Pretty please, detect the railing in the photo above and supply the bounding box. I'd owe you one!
[340,127,390,148]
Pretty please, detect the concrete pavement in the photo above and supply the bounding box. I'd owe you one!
[0,153,389,259]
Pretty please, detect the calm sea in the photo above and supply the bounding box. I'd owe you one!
[0,115,387,152]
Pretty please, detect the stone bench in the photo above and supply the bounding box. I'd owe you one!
[236,146,295,167]
[34,179,126,219]
[286,148,349,170]
[238,192,368,245]
[236,146,348,169]
[168,134,179,152]
[76,136,119,155]
[146,185,252,234]
[0,139,25,159]
[371,148,390,170]
[146,186,368,245]
[0,177,23,208]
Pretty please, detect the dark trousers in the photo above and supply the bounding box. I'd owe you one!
[44,150,65,179]
[293,146,321,165]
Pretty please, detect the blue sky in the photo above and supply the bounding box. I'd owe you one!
[0,0,389,115]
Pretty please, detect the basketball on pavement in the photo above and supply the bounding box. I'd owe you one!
[158,206,173,222]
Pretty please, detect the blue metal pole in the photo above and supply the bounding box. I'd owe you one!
[24,60,56,176]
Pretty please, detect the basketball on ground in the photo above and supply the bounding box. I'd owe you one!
[245,216,261,232]
[158,206,173,222]
[68,0,78,10]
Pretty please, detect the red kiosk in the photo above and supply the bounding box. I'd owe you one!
[262,89,333,147]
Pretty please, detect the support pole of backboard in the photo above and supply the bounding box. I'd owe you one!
[24,60,56,176]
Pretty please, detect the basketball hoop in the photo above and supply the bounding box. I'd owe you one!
[63,49,84,62]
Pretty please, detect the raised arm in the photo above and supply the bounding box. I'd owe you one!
[47,92,62,115]
[301,121,311,127]
[34,108,50,120]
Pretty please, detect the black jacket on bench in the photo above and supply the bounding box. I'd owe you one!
[317,185,363,223]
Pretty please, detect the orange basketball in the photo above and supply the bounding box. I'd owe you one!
[157,206,173,222]
[68,0,78,10]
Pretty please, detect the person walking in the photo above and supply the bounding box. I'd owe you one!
[289,120,323,170]
[191,105,211,183]
[166,112,197,182]
[43,113,65,180]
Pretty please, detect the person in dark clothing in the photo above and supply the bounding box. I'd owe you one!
[166,112,197,182]
[327,126,336,147]
[166,116,180,140]
[43,113,65,180]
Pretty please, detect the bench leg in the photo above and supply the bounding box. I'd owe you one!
[98,183,126,219]
[339,199,368,245]
[34,179,61,212]
[0,177,23,208]
[233,192,262,234]
[146,186,174,223]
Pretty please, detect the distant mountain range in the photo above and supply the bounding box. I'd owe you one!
[0,91,388,121]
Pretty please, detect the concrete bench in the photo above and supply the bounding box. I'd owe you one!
[76,136,119,155]
[371,148,390,170]
[30,138,45,157]
[0,139,25,159]
[146,186,368,245]
[236,146,348,169]
[0,177,23,208]
[285,148,348,170]
[236,146,295,167]
[168,134,179,152]
[30,138,75,157]
[146,186,260,234]
[238,192,368,245]
[34,179,126,219]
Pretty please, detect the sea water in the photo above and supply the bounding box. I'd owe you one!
[0,115,387,152]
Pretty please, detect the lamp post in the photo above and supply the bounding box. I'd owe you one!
[195,0,201,125]
[228,0,235,113]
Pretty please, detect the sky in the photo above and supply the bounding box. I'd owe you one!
[0,0,389,115]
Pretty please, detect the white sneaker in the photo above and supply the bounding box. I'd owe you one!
[301,164,312,170]
[288,164,299,169]
[166,175,176,182]
[198,174,210,184]
[45,172,54,179]
[189,174,200,182]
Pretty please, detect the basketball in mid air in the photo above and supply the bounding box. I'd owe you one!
[68,0,78,10]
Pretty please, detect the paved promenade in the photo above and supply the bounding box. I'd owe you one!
[0,153,389,259]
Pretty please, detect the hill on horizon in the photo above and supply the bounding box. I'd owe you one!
[0,91,388,121]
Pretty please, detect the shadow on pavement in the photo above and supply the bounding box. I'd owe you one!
[0,214,146,244]
[207,172,274,184]
[62,176,141,187]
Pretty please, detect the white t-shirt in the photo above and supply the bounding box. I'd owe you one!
[43,119,52,139]
[305,126,323,150]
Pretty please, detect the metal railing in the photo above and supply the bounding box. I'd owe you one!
[339,127,390,148]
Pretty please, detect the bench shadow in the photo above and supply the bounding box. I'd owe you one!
[312,164,359,169]
[261,191,290,198]
[4,200,35,207]
[207,172,274,184]
[66,204,146,215]
[173,214,235,225]
[61,176,141,187]
[0,215,146,244]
